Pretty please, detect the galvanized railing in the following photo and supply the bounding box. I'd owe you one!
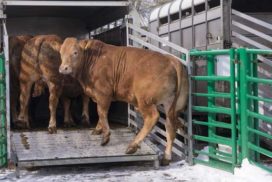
[232,9,272,50]
[238,48,272,173]
[126,18,193,162]
[0,53,7,167]
[190,49,238,172]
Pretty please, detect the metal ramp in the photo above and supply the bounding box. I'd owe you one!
[11,128,159,177]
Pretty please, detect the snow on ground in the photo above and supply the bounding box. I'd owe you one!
[0,159,272,182]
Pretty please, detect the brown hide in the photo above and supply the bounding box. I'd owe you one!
[60,38,189,164]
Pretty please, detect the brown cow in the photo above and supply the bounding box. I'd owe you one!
[59,38,189,165]
[16,35,90,133]
[9,35,33,123]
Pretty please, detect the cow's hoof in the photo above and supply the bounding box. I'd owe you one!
[125,144,139,154]
[92,129,102,135]
[81,116,90,127]
[63,121,76,128]
[14,120,29,129]
[48,126,57,134]
[160,158,170,166]
[101,135,110,146]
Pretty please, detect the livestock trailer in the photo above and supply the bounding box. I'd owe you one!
[0,0,272,177]
[0,0,169,177]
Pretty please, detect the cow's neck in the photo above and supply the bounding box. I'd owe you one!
[76,42,102,93]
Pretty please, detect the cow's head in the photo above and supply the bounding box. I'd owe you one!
[59,37,86,76]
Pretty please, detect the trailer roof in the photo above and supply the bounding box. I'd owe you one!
[3,0,129,30]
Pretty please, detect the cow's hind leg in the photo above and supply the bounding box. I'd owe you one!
[126,104,159,154]
[162,112,177,166]
[63,97,75,127]
[81,94,90,127]
[96,98,111,145]
[47,82,61,134]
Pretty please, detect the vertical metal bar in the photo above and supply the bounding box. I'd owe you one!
[252,53,259,162]
[205,0,208,50]
[248,53,253,159]
[187,53,193,165]
[125,15,131,128]
[157,6,163,48]
[179,0,184,49]
[207,54,216,160]
[238,48,249,159]
[168,1,174,54]
[235,50,242,166]
[125,15,129,47]
[3,20,10,161]
[221,0,232,48]
[191,0,195,49]
[229,48,237,167]
[0,54,6,167]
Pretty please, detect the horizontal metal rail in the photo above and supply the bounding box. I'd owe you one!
[194,149,232,163]
[232,20,272,43]
[232,31,270,50]
[192,92,231,98]
[3,1,129,6]
[248,142,272,158]
[257,55,272,67]
[232,9,272,30]
[247,76,272,85]
[190,49,231,56]
[192,76,230,81]
[192,106,231,115]
[193,135,232,146]
[247,94,272,103]
[247,127,272,141]
[247,110,272,123]
[193,120,232,129]
[127,23,188,66]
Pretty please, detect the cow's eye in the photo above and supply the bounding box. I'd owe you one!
[73,51,78,56]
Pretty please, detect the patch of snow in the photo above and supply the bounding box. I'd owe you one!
[234,159,272,182]
[196,146,209,161]
[0,159,272,182]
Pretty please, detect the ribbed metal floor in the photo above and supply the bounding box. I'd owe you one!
[11,128,159,176]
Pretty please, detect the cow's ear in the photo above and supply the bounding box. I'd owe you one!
[78,40,88,50]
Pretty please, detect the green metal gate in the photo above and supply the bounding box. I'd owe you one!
[238,48,272,173]
[190,48,272,173]
[0,53,7,168]
[190,49,239,173]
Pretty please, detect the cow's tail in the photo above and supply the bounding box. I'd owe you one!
[168,56,189,130]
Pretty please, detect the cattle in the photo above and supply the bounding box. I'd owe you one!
[59,38,189,165]
[9,35,33,123]
[16,35,90,133]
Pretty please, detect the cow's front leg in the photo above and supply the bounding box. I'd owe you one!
[126,104,159,154]
[92,121,102,135]
[96,99,111,146]
[47,82,61,134]
[81,94,90,127]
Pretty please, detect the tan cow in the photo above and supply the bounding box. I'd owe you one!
[16,35,90,133]
[59,38,189,165]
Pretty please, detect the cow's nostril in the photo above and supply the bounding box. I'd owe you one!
[64,67,68,71]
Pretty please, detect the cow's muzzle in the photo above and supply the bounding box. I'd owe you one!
[59,65,72,74]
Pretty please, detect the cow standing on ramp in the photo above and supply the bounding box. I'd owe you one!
[59,38,189,165]
[16,35,90,132]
